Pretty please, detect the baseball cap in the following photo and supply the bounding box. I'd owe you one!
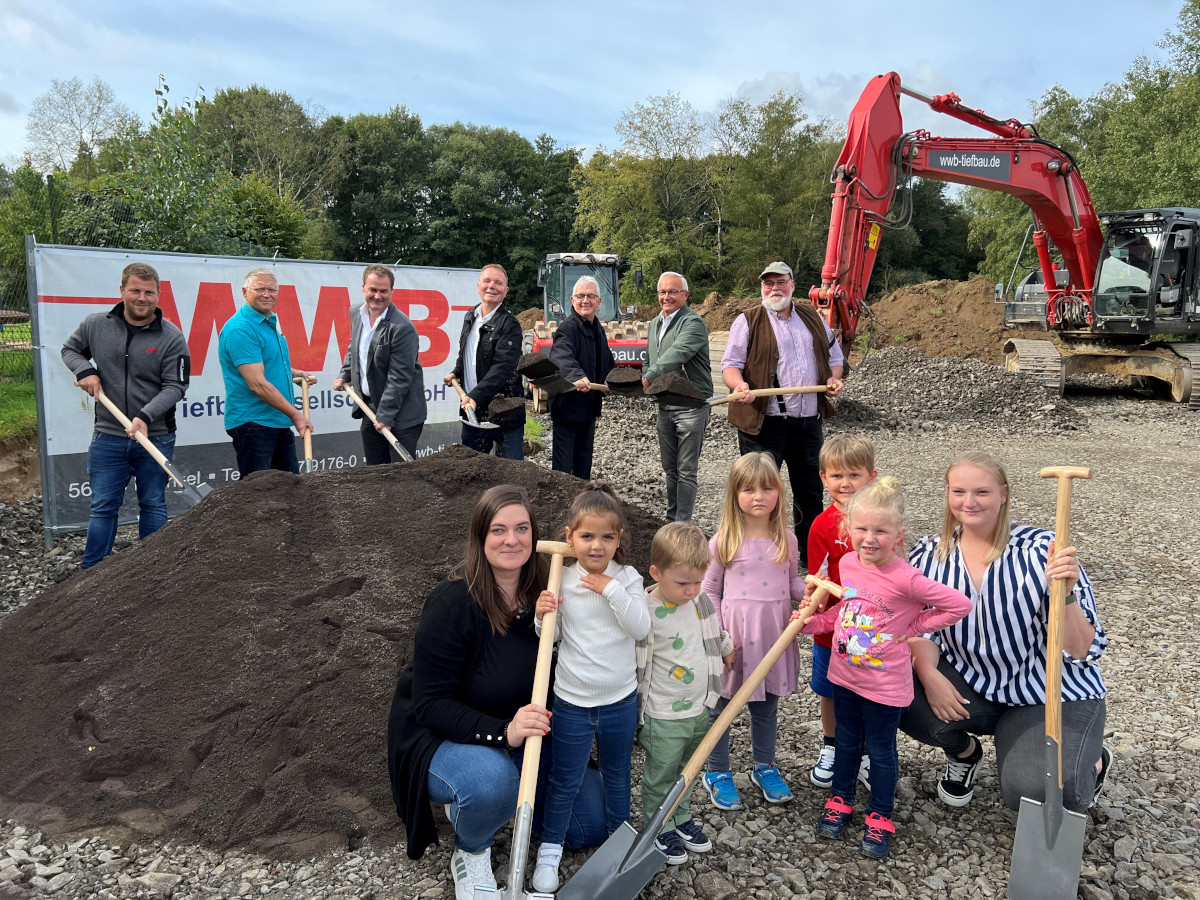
[760,261,793,279]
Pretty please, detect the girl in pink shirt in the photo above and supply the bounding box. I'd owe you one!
[799,477,969,859]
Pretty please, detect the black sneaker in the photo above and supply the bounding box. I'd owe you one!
[937,738,983,807]
[654,829,688,866]
[1091,745,1114,806]
[673,819,712,853]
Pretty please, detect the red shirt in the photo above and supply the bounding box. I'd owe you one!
[807,504,851,648]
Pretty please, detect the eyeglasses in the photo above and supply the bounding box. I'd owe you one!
[573,293,600,301]
[657,289,686,297]
[761,278,792,289]
[250,287,279,295]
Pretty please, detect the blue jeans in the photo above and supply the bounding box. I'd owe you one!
[706,692,780,771]
[655,405,709,522]
[82,431,175,569]
[542,690,638,843]
[461,423,524,460]
[831,683,903,818]
[227,422,298,476]
[427,739,606,854]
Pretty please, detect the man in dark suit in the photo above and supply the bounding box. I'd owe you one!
[333,265,427,463]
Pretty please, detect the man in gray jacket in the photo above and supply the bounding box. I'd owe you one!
[333,265,426,463]
[643,271,712,522]
[61,261,190,568]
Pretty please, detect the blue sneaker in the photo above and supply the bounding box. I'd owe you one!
[817,796,853,839]
[702,770,743,810]
[750,764,794,804]
[674,819,712,852]
[860,811,894,859]
[653,829,687,865]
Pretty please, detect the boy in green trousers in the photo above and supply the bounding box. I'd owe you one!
[635,523,736,864]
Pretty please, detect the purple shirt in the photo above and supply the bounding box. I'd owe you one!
[721,301,844,417]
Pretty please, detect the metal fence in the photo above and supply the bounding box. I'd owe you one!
[1,175,136,379]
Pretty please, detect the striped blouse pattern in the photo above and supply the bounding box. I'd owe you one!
[908,524,1107,705]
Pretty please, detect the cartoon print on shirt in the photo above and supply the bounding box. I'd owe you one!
[833,584,893,669]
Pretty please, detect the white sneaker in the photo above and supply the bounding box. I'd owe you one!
[531,842,564,893]
[810,743,836,787]
[450,846,496,900]
[858,754,872,792]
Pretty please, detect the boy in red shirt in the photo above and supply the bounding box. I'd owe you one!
[806,435,877,787]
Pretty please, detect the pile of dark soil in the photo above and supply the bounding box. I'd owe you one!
[0,446,663,857]
[516,307,544,331]
[861,276,1045,364]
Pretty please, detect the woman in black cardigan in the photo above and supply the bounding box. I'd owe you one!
[387,485,606,900]
[549,275,616,479]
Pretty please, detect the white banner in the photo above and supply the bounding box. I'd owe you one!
[30,243,481,534]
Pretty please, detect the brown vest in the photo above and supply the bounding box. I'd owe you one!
[726,302,834,435]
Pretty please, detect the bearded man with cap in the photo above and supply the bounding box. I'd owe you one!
[720,261,845,565]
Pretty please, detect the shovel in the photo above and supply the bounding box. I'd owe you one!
[1007,464,1092,900]
[604,367,709,409]
[479,540,578,900]
[292,375,317,472]
[80,383,212,507]
[449,376,499,430]
[557,574,839,900]
[516,353,611,396]
[708,385,828,406]
[342,384,415,462]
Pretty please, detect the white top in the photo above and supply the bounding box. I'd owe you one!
[463,305,498,392]
[539,560,651,706]
[358,306,384,398]
[645,598,708,720]
[656,308,681,345]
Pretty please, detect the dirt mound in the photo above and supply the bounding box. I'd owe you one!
[694,292,760,332]
[0,446,663,857]
[516,307,544,331]
[861,276,1045,364]
[0,437,39,505]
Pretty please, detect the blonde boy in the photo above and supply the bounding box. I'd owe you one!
[806,435,878,788]
[635,523,735,865]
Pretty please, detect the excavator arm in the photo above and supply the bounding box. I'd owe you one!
[809,72,1104,350]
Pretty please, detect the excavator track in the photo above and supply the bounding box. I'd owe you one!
[1166,343,1199,409]
[1003,339,1065,395]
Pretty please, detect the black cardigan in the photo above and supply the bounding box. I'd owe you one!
[386,578,542,859]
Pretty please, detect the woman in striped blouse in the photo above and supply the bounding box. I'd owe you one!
[899,452,1111,813]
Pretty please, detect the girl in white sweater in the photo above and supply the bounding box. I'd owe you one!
[532,483,651,893]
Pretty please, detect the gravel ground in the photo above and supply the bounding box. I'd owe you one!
[3,349,1199,899]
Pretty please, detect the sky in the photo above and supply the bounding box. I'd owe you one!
[0,0,1188,170]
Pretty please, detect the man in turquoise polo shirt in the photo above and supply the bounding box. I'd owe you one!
[218,267,316,476]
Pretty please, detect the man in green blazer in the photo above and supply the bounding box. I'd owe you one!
[642,272,713,523]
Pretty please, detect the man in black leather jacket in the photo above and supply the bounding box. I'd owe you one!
[445,264,525,459]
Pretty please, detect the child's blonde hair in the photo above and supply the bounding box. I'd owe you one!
[715,452,790,567]
[819,434,876,474]
[937,452,1011,564]
[651,522,711,572]
[566,482,628,565]
[842,475,905,541]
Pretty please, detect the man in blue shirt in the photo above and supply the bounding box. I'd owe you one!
[218,268,315,476]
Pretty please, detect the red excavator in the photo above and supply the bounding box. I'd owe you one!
[809,71,1200,407]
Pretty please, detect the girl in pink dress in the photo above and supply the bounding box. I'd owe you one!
[700,452,806,810]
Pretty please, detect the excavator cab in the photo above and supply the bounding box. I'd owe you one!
[1093,213,1200,327]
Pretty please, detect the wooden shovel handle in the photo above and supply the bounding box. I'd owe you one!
[516,540,579,807]
[1039,466,1091,773]
[677,575,841,790]
[343,384,414,462]
[710,385,827,406]
[293,376,313,460]
[79,384,184,489]
[577,379,611,394]
[449,376,481,427]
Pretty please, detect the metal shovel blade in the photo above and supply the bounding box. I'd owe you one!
[529,373,579,395]
[1007,736,1087,900]
[163,460,213,508]
[556,775,684,900]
